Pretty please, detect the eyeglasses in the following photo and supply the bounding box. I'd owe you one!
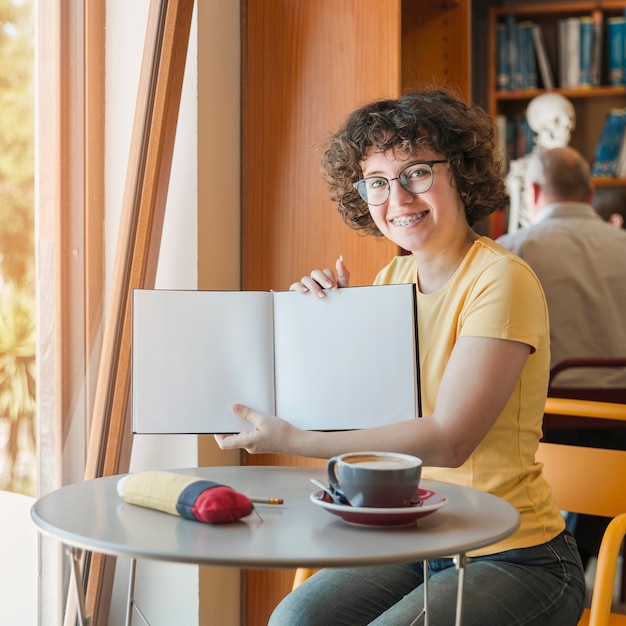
[352,160,447,206]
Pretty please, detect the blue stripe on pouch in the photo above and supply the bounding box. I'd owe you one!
[176,480,222,520]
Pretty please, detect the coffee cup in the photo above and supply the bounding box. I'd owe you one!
[326,451,422,508]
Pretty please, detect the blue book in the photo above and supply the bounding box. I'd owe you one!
[591,108,626,178]
[521,22,538,89]
[607,17,625,86]
[516,24,526,89]
[497,24,509,90]
[516,23,529,89]
[579,16,593,87]
[591,10,603,87]
[506,14,519,89]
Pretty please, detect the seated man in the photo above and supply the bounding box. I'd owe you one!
[498,146,626,388]
[497,146,626,566]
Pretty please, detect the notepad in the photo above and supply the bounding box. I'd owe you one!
[132,284,420,434]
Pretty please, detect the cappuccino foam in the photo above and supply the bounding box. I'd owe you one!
[346,455,418,470]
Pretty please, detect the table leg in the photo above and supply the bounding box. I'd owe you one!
[126,558,151,626]
[408,554,469,626]
[126,558,136,626]
[423,559,429,626]
[454,553,470,626]
[408,561,428,626]
[67,547,91,626]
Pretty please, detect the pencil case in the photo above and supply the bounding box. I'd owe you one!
[117,470,253,524]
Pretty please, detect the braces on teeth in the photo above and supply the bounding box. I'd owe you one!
[393,214,419,226]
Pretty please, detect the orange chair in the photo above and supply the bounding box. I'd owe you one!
[292,567,315,591]
[544,360,626,604]
[539,397,626,625]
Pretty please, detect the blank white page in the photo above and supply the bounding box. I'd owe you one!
[272,284,418,430]
[132,289,275,433]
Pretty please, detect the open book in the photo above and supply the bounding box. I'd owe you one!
[132,284,420,434]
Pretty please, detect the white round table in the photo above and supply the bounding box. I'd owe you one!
[32,466,520,625]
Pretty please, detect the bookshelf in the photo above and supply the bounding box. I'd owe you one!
[488,2,626,191]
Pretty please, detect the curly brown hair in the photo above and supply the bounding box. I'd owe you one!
[321,89,507,234]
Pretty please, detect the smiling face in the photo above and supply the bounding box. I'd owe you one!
[360,148,470,254]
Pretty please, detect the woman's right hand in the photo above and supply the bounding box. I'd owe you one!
[289,256,350,298]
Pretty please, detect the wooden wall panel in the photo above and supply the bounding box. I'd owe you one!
[242,1,401,623]
[243,0,400,294]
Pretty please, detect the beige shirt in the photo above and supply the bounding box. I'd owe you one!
[498,203,626,387]
[373,238,564,556]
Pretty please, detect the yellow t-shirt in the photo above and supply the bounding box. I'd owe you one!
[374,237,564,555]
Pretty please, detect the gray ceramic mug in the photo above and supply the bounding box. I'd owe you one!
[327,451,422,508]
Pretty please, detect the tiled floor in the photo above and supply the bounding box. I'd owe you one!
[585,556,626,614]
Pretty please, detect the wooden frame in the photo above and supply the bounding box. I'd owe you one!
[37,2,107,622]
[81,0,195,623]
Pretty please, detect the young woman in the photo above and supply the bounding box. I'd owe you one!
[215,89,586,625]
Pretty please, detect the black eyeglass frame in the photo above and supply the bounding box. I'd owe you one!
[352,160,448,206]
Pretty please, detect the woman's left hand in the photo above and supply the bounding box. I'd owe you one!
[214,404,302,454]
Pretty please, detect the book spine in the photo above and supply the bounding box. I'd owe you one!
[607,17,626,86]
[579,16,593,87]
[506,14,519,90]
[591,108,626,178]
[495,114,508,169]
[591,10,603,87]
[614,126,626,178]
[558,19,568,88]
[566,17,581,88]
[620,7,626,85]
[496,23,509,91]
[515,114,535,158]
[531,23,554,89]
[524,22,538,89]
[516,22,529,89]
[505,116,517,163]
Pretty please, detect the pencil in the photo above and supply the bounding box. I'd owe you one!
[250,497,284,505]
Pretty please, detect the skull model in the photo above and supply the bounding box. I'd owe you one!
[526,93,576,149]
[505,94,576,232]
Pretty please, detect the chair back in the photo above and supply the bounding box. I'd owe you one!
[537,398,626,519]
[545,359,626,433]
[549,358,626,404]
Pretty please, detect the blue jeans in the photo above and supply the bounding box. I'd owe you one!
[269,530,586,625]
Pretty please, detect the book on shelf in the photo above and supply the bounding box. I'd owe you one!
[590,10,603,87]
[559,17,581,88]
[615,131,626,178]
[579,16,594,87]
[591,108,626,178]
[516,22,529,89]
[496,23,509,90]
[497,17,540,91]
[132,285,421,434]
[557,19,568,88]
[506,14,520,90]
[501,113,536,165]
[495,114,508,169]
[607,16,626,86]
[497,10,620,93]
[521,21,538,89]
[531,23,554,89]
